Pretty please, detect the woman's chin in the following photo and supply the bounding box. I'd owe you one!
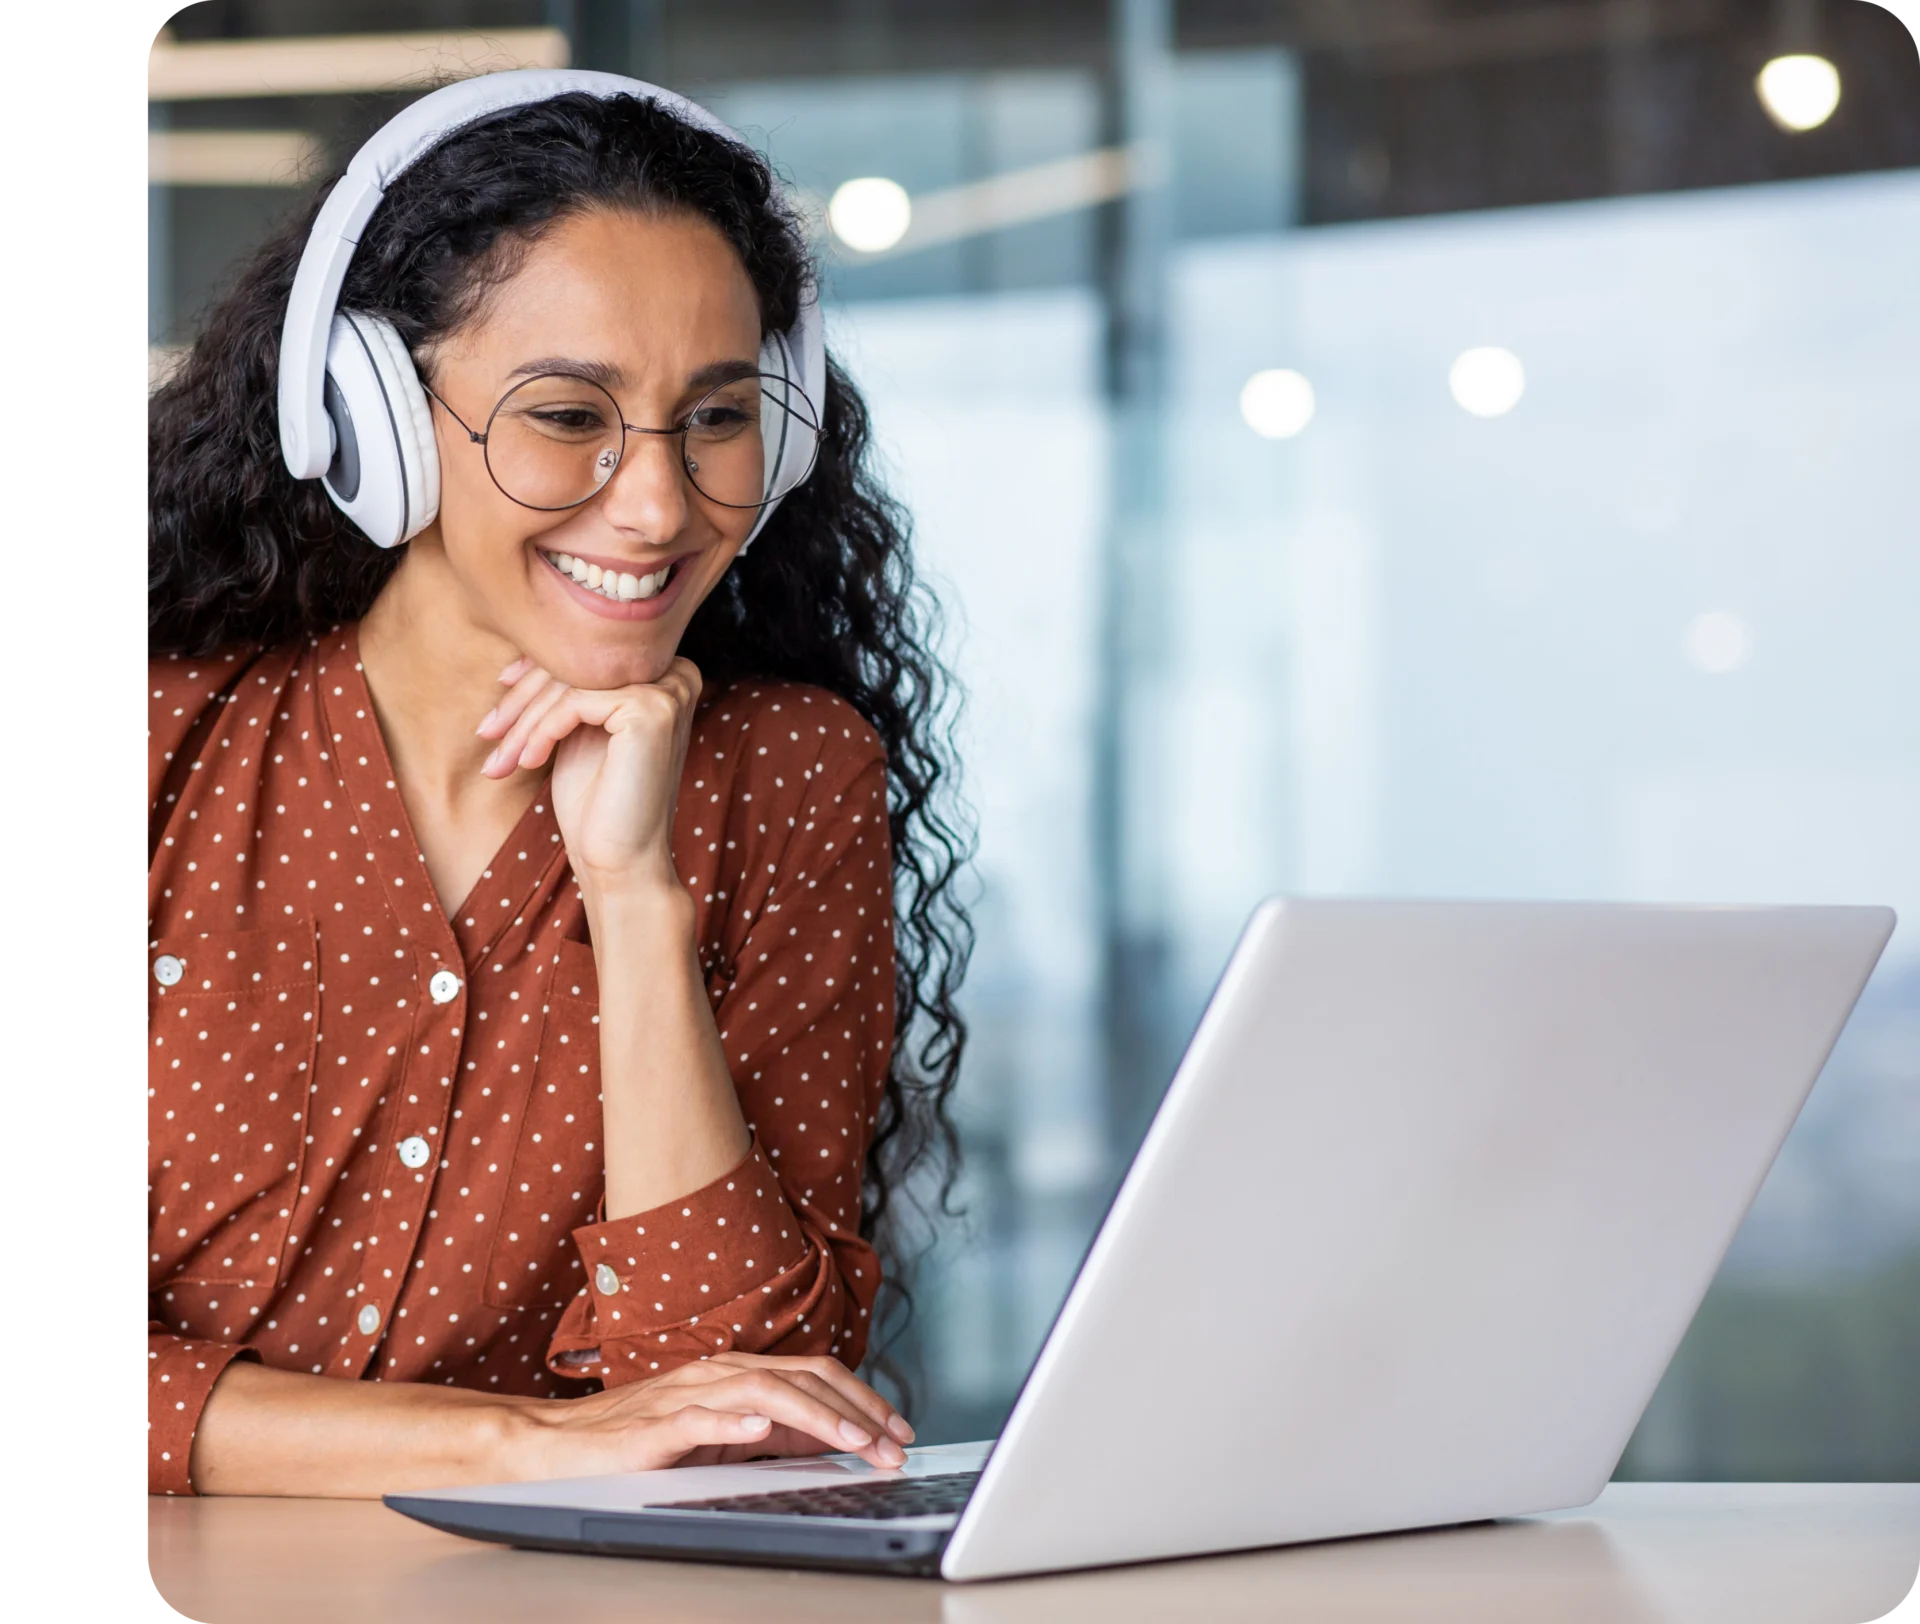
[534,636,680,694]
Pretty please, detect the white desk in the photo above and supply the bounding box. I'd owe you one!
[151,1481,1920,1623]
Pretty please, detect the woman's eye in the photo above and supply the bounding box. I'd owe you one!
[528,408,608,432]
[687,404,753,433]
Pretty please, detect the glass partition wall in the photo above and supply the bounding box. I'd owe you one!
[152,0,1920,1477]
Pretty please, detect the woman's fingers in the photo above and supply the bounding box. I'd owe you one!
[643,1406,774,1470]
[512,687,638,773]
[478,661,553,741]
[779,1370,908,1458]
[495,679,580,770]
[488,676,643,776]
[660,656,703,711]
[699,1369,905,1468]
[805,1357,913,1445]
[482,681,574,777]
[715,1354,913,1446]
[477,659,701,777]
[770,1365,913,1451]
[542,1360,911,1478]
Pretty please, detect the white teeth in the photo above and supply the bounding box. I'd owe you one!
[542,550,675,603]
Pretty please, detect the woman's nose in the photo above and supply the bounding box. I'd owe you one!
[599,431,690,540]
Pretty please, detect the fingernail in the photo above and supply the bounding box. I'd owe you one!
[887,1416,915,1445]
[741,1414,770,1432]
[838,1420,872,1447]
[482,745,505,774]
[476,708,497,735]
[879,1438,907,1466]
[498,661,521,683]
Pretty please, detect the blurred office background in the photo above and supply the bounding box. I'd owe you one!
[151,1,1920,1480]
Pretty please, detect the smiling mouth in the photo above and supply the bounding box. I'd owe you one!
[540,549,679,603]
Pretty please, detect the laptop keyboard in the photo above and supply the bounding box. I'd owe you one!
[670,1470,981,1521]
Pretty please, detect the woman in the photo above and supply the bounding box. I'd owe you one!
[148,81,969,1498]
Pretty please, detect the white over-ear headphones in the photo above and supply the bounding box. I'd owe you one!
[277,68,826,552]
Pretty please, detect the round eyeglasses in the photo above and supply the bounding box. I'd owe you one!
[423,369,821,514]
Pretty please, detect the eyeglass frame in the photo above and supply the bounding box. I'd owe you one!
[420,368,818,514]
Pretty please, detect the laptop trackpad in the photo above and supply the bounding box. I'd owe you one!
[738,1460,859,1477]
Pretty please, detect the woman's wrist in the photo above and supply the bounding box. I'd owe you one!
[188,1360,553,1496]
[482,1393,558,1482]
[580,867,697,946]
[588,858,750,1217]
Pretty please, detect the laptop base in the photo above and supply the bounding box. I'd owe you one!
[387,1492,951,1576]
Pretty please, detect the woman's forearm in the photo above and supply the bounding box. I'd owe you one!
[587,884,752,1220]
[188,1359,535,1498]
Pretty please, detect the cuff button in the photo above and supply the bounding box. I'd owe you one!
[594,1263,621,1296]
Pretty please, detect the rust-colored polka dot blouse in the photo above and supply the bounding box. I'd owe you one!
[148,623,893,1495]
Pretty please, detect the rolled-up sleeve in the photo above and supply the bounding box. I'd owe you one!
[551,1139,842,1376]
[548,718,892,1384]
[148,1326,256,1496]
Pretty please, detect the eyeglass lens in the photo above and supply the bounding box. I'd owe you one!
[482,372,819,513]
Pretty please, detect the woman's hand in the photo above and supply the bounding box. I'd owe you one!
[507,1353,915,1480]
[187,1351,912,1498]
[477,655,701,902]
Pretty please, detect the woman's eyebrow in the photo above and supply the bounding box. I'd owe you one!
[686,358,762,390]
[507,356,625,388]
[504,358,763,392]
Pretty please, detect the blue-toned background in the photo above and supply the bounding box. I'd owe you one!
[152,0,1920,1479]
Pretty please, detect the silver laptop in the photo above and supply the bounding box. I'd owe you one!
[388,897,1894,1581]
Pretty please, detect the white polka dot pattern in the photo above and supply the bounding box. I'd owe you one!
[147,625,894,1496]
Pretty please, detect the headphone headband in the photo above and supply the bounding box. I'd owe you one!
[277,69,825,552]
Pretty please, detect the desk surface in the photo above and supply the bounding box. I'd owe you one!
[151,1482,1920,1624]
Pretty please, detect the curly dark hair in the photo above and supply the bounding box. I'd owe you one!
[148,90,972,1386]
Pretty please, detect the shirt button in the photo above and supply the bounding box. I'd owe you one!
[356,1303,382,1336]
[594,1264,621,1296]
[429,969,463,1004]
[152,954,184,987]
[398,1136,431,1170]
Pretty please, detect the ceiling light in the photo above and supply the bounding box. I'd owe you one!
[1683,610,1753,674]
[1449,346,1526,418]
[829,177,912,254]
[1239,369,1316,439]
[1756,55,1841,132]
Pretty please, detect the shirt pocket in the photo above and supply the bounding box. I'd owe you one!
[483,938,604,1312]
[148,921,318,1288]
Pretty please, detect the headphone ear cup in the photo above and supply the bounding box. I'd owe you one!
[358,313,440,539]
[318,312,440,548]
[758,331,798,500]
[740,330,820,553]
